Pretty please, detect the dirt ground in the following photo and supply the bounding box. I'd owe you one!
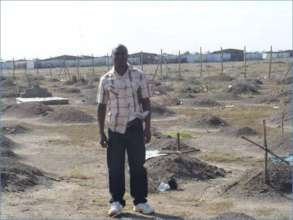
[1,60,292,219]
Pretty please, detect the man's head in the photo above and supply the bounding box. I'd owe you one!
[112,44,128,70]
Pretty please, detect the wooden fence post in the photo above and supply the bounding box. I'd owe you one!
[178,50,181,78]
[160,49,163,78]
[12,58,15,79]
[220,47,224,75]
[243,46,247,78]
[92,54,95,75]
[200,47,203,78]
[263,120,269,184]
[177,132,181,152]
[268,45,272,79]
[140,51,144,71]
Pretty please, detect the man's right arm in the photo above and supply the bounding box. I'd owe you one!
[97,76,109,148]
[97,103,108,148]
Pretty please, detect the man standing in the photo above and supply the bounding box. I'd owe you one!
[97,44,154,217]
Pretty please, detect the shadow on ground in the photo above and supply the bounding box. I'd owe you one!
[116,212,184,219]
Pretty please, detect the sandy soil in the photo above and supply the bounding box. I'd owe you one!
[1,60,292,220]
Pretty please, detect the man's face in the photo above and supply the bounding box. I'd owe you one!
[113,46,128,68]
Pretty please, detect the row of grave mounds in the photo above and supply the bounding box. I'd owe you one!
[2,102,95,123]
[0,156,54,192]
[0,135,55,192]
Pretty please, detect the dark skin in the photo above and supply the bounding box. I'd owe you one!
[97,45,151,148]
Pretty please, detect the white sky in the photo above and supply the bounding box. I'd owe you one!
[1,1,292,60]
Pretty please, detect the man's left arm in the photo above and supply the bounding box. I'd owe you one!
[141,98,151,143]
[138,71,152,143]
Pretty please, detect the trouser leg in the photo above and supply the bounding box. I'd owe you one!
[107,129,126,206]
[125,119,148,205]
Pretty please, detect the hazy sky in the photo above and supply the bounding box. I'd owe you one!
[1,1,292,60]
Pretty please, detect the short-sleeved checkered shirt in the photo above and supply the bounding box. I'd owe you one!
[97,65,151,134]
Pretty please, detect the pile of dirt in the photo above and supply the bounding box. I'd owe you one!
[0,157,53,192]
[253,95,280,104]
[151,95,181,106]
[1,135,17,149]
[226,163,292,198]
[192,98,221,107]
[81,88,97,105]
[278,76,293,85]
[203,74,234,82]
[2,123,30,135]
[0,78,20,98]
[222,126,257,137]
[58,87,81,94]
[0,135,18,159]
[227,80,260,95]
[3,103,53,118]
[210,212,256,220]
[44,107,95,123]
[20,84,52,98]
[151,102,175,117]
[148,136,200,152]
[48,78,60,82]
[180,86,201,95]
[64,76,88,87]
[146,154,225,193]
[197,114,228,128]
[0,78,16,88]
[153,83,174,95]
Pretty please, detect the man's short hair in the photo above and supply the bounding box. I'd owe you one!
[112,44,128,56]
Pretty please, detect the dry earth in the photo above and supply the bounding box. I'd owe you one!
[1,60,292,219]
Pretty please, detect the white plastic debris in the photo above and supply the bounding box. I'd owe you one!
[158,182,170,192]
[16,97,69,105]
[146,150,167,160]
[273,105,279,109]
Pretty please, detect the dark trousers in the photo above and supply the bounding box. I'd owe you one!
[107,119,148,206]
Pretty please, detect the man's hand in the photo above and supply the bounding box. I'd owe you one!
[144,128,151,144]
[99,132,108,148]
